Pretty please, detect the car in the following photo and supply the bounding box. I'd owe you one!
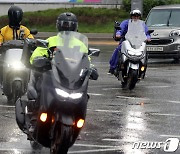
[145,4,180,60]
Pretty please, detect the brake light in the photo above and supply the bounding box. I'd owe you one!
[77,119,84,128]
[40,113,47,122]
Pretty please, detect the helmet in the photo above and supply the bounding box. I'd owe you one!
[130,9,141,17]
[56,12,78,32]
[8,6,23,28]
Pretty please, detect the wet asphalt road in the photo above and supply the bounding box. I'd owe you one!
[0,43,180,154]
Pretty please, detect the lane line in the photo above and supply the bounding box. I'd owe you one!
[168,100,180,104]
[150,113,180,117]
[116,95,150,100]
[145,86,170,88]
[102,88,120,91]
[74,143,116,148]
[160,135,180,138]
[69,148,121,153]
[88,93,104,96]
[0,104,15,108]
[95,109,122,113]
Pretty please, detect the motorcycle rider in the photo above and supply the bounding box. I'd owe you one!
[108,9,151,74]
[27,12,96,132]
[0,5,34,44]
[0,6,34,86]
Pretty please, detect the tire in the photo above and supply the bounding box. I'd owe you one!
[30,140,43,150]
[127,69,138,90]
[15,99,26,131]
[12,81,22,103]
[50,124,73,154]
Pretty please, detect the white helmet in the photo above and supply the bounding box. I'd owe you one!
[130,9,142,17]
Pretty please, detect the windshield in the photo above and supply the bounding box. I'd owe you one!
[52,31,90,90]
[146,9,180,27]
[125,20,147,48]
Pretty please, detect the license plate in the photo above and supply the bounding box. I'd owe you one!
[146,47,163,51]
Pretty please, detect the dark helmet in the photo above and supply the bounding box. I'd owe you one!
[56,12,78,32]
[8,6,23,28]
[130,9,142,17]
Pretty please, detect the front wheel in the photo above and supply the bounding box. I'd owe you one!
[12,80,22,103]
[30,140,43,150]
[127,69,138,90]
[50,124,73,154]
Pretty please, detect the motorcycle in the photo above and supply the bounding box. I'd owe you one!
[114,20,150,90]
[15,31,100,153]
[0,29,37,102]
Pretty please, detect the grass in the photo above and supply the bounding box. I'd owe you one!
[0,7,130,33]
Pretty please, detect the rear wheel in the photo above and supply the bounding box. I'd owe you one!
[127,69,138,90]
[50,124,73,154]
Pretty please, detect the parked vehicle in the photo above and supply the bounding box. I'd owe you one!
[146,4,180,60]
[114,20,148,90]
[15,31,100,153]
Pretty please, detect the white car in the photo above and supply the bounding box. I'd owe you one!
[146,4,180,61]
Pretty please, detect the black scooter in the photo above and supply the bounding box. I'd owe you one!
[15,31,100,153]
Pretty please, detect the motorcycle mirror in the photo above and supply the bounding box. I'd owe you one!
[30,29,38,35]
[36,39,49,48]
[88,48,100,57]
[114,21,121,30]
[148,30,154,34]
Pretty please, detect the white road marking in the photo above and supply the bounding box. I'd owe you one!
[145,86,170,88]
[102,87,120,91]
[74,143,116,148]
[69,148,121,153]
[160,135,180,138]
[116,95,150,100]
[88,93,103,96]
[150,113,180,117]
[102,138,122,142]
[168,100,180,104]
[95,109,121,113]
[0,104,15,108]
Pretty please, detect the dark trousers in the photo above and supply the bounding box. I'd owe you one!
[109,43,122,70]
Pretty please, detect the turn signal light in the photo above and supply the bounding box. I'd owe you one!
[141,66,145,71]
[40,113,47,122]
[77,119,84,128]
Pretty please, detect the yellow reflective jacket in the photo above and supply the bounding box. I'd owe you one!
[0,25,34,43]
[30,35,89,64]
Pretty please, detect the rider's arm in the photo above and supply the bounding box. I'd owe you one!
[30,36,58,65]
[30,47,49,65]
[144,23,151,41]
[116,20,129,38]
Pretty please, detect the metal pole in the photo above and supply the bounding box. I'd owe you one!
[131,0,143,17]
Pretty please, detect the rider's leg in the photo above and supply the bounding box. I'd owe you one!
[109,44,122,74]
[27,70,42,133]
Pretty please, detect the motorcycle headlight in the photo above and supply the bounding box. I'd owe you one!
[8,61,25,70]
[127,50,135,56]
[127,50,143,56]
[55,88,83,99]
[169,30,180,37]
